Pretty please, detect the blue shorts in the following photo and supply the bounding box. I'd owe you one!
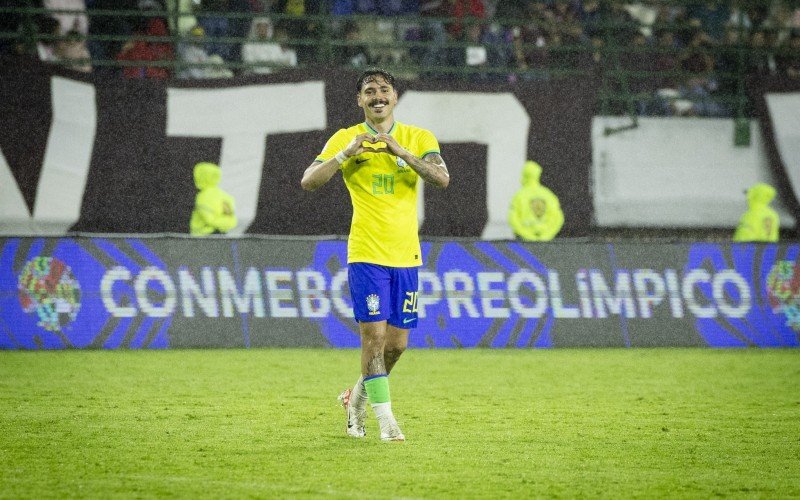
[348,262,419,329]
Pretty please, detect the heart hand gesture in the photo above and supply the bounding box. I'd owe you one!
[343,133,382,157]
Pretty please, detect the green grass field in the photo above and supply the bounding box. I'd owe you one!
[1,349,799,498]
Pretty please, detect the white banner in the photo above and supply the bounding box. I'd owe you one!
[592,116,796,228]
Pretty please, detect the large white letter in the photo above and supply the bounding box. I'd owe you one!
[0,77,96,234]
[297,270,330,318]
[218,267,265,317]
[167,82,326,234]
[179,267,219,318]
[445,271,480,318]
[417,270,442,319]
[713,270,751,318]
[265,270,298,318]
[101,266,137,317]
[633,269,666,319]
[590,270,636,318]
[683,269,716,319]
[507,270,548,318]
[396,92,529,239]
[477,271,509,318]
[548,270,580,318]
[135,267,177,318]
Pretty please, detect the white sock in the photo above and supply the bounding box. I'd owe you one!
[352,375,367,409]
[371,401,393,421]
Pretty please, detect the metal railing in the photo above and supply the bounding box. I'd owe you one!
[2,2,799,138]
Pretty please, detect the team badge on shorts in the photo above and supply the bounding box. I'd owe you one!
[366,294,380,315]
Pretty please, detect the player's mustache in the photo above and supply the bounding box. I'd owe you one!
[369,99,389,106]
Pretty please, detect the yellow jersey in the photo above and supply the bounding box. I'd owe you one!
[316,121,440,267]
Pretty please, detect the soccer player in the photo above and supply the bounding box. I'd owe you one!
[300,69,449,441]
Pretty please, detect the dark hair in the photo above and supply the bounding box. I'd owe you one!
[356,68,396,93]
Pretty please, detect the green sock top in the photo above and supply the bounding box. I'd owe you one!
[363,374,391,404]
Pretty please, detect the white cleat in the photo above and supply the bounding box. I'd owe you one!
[378,415,405,442]
[338,388,366,438]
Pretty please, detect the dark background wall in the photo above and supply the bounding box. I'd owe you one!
[0,57,596,237]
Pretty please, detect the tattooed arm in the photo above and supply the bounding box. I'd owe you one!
[373,132,450,188]
[404,152,450,188]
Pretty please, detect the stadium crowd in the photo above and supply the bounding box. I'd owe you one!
[2,0,800,116]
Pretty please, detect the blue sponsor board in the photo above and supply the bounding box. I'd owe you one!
[1,237,798,349]
[1,238,171,349]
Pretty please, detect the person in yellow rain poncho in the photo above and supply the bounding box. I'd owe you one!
[190,162,237,236]
[508,160,564,241]
[733,182,780,243]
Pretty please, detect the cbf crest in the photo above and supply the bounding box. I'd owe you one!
[396,157,410,173]
[366,294,380,315]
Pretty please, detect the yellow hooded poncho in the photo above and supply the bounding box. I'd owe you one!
[190,162,238,236]
[733,183,779,242]
[508,160,564,241]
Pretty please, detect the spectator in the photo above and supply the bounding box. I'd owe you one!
[510,19,550,80]
[623,1,657,38]
[332,0,355,15]
[446,0,485,40]
[55,29,92,72]
[352,0,406,15]
[550,0,583,41]
[616,29,653,113]
[727,4,754,31]
[749,29,777,75]
[602,1,639,46]
[335,20,372,68]
[686,1,730,42]
[652,28,680,87]
[228,0,257,62]
[190,162,238,236]
[241,16,298,74]
[777,30,800,78]
[647,28,730,117]
[457,21,490,80]
[116,16,174,79]
[43,0,88,35]
[733,183,779,243]
[715,24,745,97]
[744,4,770,31]
[165,0,198,36]
[482,21,512,72]
[350,17,403,66]
[133,0,165,30]
[762,1,796,46]
[197,0,232,61]
[87,0,138,76]
[177,25,234,78]
[508,160,564,242]
[579,0,602,40]
[34,16,62,63]
[451,20,508,81]
[273,0,325,64]
[418,0,452,74]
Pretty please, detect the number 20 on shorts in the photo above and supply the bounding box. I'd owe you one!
[403,291,418,313]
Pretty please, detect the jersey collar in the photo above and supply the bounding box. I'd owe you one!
[364,121,396,136]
